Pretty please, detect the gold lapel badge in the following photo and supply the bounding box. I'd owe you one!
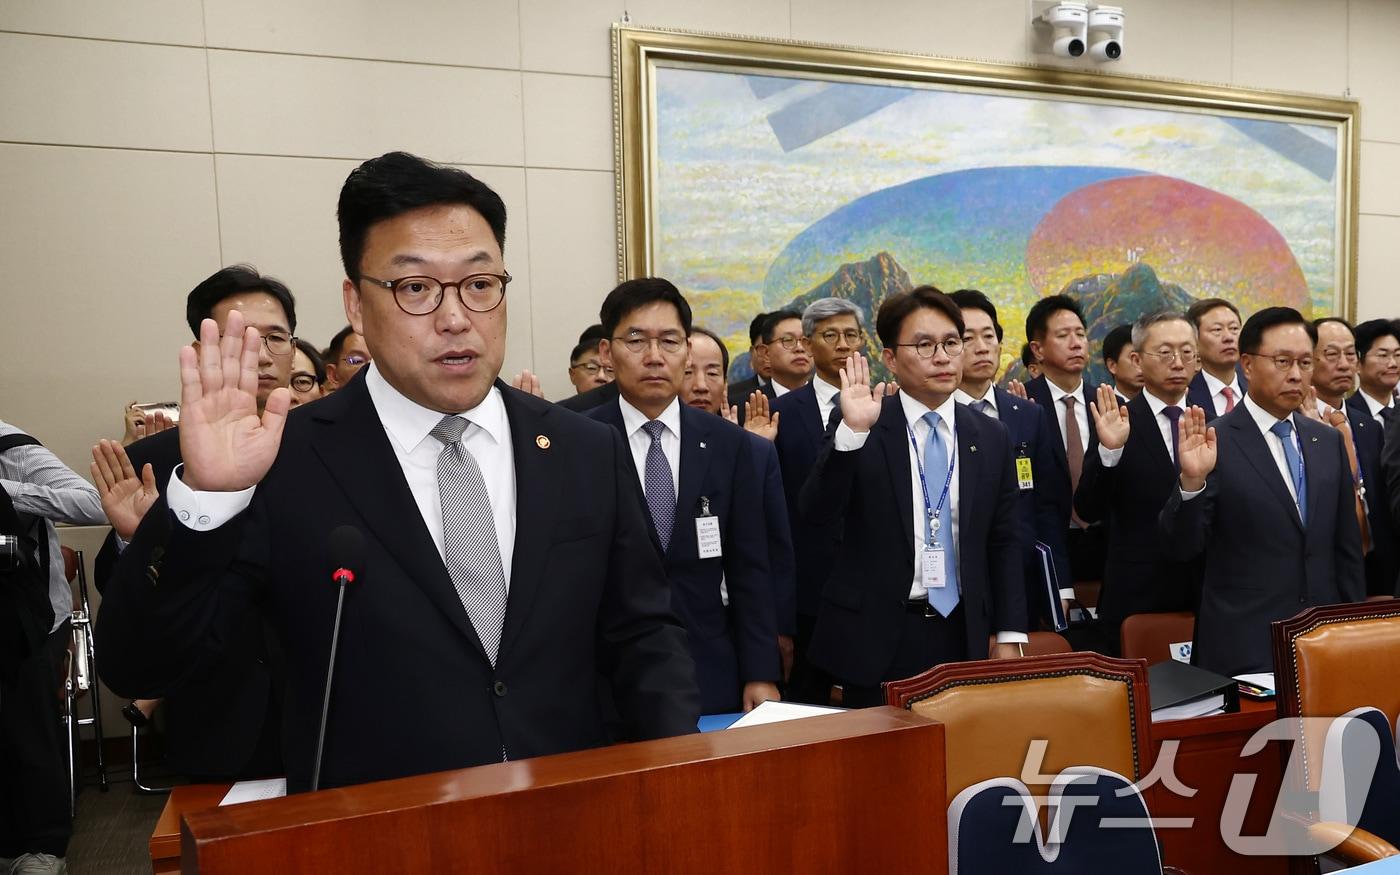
[536,434,551,449]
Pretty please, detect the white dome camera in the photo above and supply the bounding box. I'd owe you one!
[1088,5,1125,61]
[1040,2,1089,58]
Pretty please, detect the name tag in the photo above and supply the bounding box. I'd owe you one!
[696,515,722,559]
[1016,456,1035,491]
[922,546,947,589]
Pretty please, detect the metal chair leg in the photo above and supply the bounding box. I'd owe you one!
[130,721,170,795]
[73,552,108,791]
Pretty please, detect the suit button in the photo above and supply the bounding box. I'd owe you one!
[493,680,507,697]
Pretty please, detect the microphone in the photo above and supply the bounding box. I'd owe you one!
[311,525,364,792]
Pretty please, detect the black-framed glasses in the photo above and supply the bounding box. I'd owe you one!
[1246,352,1314,372]
[1139,349,1198,364]
[360,272,511,315]
[570,362,615,378]
[766,334,809,351]
[290,373,319,392]
[816,329,863,346]
[614,334,687,356]
[221,330,293,357]
[341,353,370,367]
[894,338,964,359]
[1320,347,1358,363]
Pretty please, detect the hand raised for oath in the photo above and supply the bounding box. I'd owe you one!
[1089,383,1130,451]
[838,355,889,433]
[90,439,158,542]
[743,390,779,442]
[1177,405,1217,492]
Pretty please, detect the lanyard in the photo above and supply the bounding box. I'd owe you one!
[907,423,956,538]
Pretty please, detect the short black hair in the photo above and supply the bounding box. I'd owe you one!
[876,285,964,349]
[569,340,600,364]
[293,338,327,385]
[690,326,730,375]
[1239,306,1317,355]
[1354,318,1400,358]
[1102,324,1134,365]
[598,277,693,339]
[1186,297,1241,328]
[947,289,1003,341]
[1025,294,1084,343]
[748,311,772,346]
[186,264,296,338]
[578,323,607,346]
[326,325,357,363]
[1311,316,1354,344]
[1020,342,1037,368]
[337,151,507,282]
[761,310,803,344]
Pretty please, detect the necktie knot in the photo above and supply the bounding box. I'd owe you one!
[1269,419,1294,440]
[971,399,993,416]
[1062,394,1077,409]
[642,420,666,442]
[922,410,942,430]
[431,414,469,445]
[1164,405,1183,424]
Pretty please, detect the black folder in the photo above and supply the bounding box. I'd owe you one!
[1147,659,1240,717]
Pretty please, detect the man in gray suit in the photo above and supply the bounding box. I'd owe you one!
[1161,307,1364,676]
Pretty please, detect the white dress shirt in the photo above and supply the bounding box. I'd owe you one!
[166,363,519,589]
[619,396,681,501]
[813,375,841,428]
[1202,369,1243,416]
[1097,389,1186,468]
[1046,379,1089,455]
[953,387,999,420]
[772,380,794,398]
[1182,395,1302,517]
[833,394,1026,644]
[1359,389,1393,427]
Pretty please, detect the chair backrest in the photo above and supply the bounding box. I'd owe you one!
[1273,599,1400,792]
[985,632,1072,657]
[1120,612,1195,664]
[61,544,78,584]
[886,653,1152,807]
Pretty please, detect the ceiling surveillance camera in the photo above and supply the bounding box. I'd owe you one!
[1040,2,1089,58]
[1088,5,1124,61]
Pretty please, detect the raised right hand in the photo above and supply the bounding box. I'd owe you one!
[178,311,290,492]
[1177,405,1217,492]
[1089,383,1130,450]
[838,354,887,433]
[91,439,158,541]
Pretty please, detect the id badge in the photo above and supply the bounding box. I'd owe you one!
[696,515,722,559]
[922,546,947,589]
[1016,456,1034,491]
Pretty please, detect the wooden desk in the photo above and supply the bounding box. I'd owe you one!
[1149,697,1288,874]
[151,785,231,874]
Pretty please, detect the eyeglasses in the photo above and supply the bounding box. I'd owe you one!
[766,334,809,351]
[570,362,615,378]
[1320,347,1359,363]
[220,330,293,357]
[816,329,863,346]
[1139,349,1198,364]
[360,272,511,315]
[893,338,964,359]
[290,373,319,392]
[341,353,370,367]
[1365,349,1400,363]
[1247,352,1314,372]
[613,334,686,356]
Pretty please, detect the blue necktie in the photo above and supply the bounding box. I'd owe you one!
[641,420,675,550]
[1269,419,1307,526]
[921,411,960,617]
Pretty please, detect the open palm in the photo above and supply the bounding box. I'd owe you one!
[839,355,887,432]
[1177,406,1217,489]
[90,439,159,541]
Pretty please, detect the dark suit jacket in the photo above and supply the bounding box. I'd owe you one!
[1159,405,1364,676]
[1346,394,1398,596]
[557,379,619,413]
[587,400,779,713]
[770,382,841,619]
[801,398,1026,687]
[1024,376,1099,531]
[1185,366,1249,422]
[93,428,282,780]
[98,374,699,792]
[727,378,777,426]
[748,433,797,637]
[990,387,1072,628]
[1074,394,1198,633]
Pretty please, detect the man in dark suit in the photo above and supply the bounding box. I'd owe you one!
[950,289,1071,630]
[1352,319,1400,426]
[95,152,699,792]
[92,265,297,782]
[588,279,781,714]
[1185,298,1248,421]
[803,286,1026,708]
[770,297,864,704]
[1102,323,1143,403]
[1077,312,1201,653]
[1315,318,1399,597]
[725,311,776,412]
[1162,307,1364,676]
[1023,295,1103,584]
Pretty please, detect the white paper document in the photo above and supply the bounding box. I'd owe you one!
[220,778,287,806]
[1233,672,1275,693]
[1151,695,1226,723]
[729,700,843,729]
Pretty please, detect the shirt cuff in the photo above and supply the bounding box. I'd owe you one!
[165,465,255,531]
[1058,587,1076,601]
[1180,485,1205,500]
[995,631,1030,645]
[1097,444,1124,467]
[833,421,870,451]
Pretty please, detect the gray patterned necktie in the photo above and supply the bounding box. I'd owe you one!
[432,415,507,665]
[971,399,994,417]
[641,420,675,550]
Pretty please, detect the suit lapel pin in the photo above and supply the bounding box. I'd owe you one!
[970,445,978,453]
[535,434,551,449]
[1310,436,1318,442]
[700,441,707,449]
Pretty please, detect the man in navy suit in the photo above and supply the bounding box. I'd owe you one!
[1186,298,1248,421]
[949,289,1072,630]
[96,153,699,791]
[1351,319,1400,426]
[1162,307,1364,676]
[1077,312,1202,653]
[770,297,864,704]
[803,286,1026,708]
[1023,295,1103,584]
[588,278,781,714]
[726,311,777,413]
[1315,318,1399,597]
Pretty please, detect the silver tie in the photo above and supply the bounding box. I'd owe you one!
[432,415,507,665]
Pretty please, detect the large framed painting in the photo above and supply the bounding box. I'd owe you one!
[612,25,1358,384]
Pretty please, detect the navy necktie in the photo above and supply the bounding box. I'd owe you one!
[641,420,675,550]
[1163,406,1183,471]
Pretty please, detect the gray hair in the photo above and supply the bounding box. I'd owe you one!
[1131,310,1196,348]
[802,297,864,338]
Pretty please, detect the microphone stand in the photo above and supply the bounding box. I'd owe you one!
[310,568,353,792]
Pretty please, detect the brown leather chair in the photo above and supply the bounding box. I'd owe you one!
[1120,611,1195,665]
[1272,600,1400,869]
[1073,579,1101,610]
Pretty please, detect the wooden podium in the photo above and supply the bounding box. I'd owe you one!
[165,709,945,874]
